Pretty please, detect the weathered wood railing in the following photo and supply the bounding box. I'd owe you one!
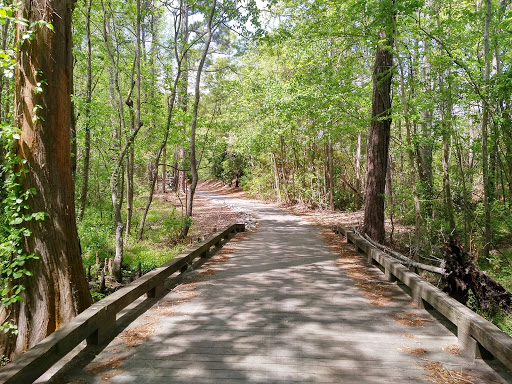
[0,223,245,384]
[333,225,512,372]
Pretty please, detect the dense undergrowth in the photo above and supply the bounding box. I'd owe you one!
[78,195,189,299]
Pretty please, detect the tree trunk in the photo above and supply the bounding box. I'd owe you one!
[363,22,394,243]
[328,139,335,210]
[441,72,456,232]
[77,0,93,222]
[125,113,134,243]
[176,2,189,196]
[272,153,282,201]
[481,0,492,259]
[416,38,434,221]
[0,3,10,125]
[125,0,142,241]
[162,143,167,192]
[101,0,134,282]
[279,136,290,203]
[386,154,394,242]
[0,0,92,359]
[355,131,362,209]
[182,0,216,238]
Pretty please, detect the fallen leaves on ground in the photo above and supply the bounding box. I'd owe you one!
[162,186,244,243]
[442,344,461,355]
[399,346,428,357]
[119,322,157,348]
[422,360,475,384]
[199,268,216,277]
[87,355,127,381]
[394,312,431,327]
[402,331,416,339]
[321,229,395,306]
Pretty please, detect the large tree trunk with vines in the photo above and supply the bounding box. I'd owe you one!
[0,0,92,360]
[363,22,394,244]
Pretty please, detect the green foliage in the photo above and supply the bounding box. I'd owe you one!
[0,125,44,334]
[485,249,512,293]
[91,291,105,302]
[78,207,114,266]
[468,290,512,335]
[162,207,191,242]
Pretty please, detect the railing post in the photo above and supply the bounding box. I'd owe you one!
[87,306,116,345]
[147,283,165,298]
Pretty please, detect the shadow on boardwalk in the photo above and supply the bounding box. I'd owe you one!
[43,193,511,384]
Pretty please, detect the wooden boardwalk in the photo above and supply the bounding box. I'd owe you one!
[45,194,511,384]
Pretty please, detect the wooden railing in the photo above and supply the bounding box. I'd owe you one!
[333,225,512,371]
[0,223,245,384]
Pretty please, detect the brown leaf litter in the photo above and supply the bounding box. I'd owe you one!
[422,360,476,384]
[402,331,416,339]
[442,344,461,355]
[119,322,158,348]
[211,254,229,263]
[393,312,431,327]
[199,268,216,277]
[321,229,395,306]
[399,346,428,357]
[87,355,127,381]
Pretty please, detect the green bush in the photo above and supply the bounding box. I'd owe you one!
[78,210,114,266]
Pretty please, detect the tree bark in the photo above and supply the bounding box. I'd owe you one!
[416,38,434,221]
[328,139,335,210]
[176,2,189,195]
[101,0,134,282]
[363,22,394,243]
[481,0,492,258]
[182,0,216,238]
[125,0,142,241]
[77,0,93,222]
[355,131,362,209]
[441,71,456,232]
[0,2,10,125]
[0,0,92,359]
[162,143,167,192]
[272,153,282,201]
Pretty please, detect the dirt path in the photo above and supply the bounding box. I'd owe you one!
[46,192,510,384]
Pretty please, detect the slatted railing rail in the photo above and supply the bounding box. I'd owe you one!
[333,224,512,372]
[0,223,245,384]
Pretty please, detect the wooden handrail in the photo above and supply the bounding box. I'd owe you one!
[0,223,245,384]
[333,225,512,371]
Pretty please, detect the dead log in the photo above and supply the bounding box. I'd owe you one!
[361,233,447,275]
[441,238,512,313]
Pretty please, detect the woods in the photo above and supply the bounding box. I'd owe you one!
[1,0,512,366]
